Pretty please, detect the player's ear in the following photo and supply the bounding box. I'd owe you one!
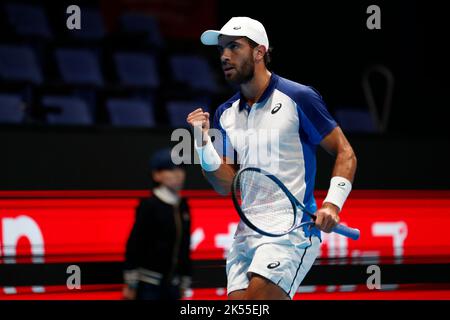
[253,45,266,62]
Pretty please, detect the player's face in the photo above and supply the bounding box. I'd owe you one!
[153,168,186,192]
[217,36,255,84]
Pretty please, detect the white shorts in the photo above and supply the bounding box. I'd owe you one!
[226,229,320,299]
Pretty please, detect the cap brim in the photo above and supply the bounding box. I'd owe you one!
[200,30,222,45]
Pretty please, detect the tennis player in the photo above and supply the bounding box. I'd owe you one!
[187,17,357,300]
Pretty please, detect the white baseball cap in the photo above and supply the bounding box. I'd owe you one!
[200,17,269,50]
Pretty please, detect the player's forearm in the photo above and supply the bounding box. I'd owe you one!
[320,127,357,183]
[331,146,357,183]
[202,163,236,195]
[323,147,357,213]
[193,129,236,195]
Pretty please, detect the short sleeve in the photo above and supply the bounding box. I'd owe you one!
[296,86,337,145]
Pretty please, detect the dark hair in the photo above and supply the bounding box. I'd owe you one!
[149,148,176,172]
[149,148,177,187]
[246,37,272,67]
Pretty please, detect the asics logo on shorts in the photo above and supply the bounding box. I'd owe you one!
[267,261,281,269]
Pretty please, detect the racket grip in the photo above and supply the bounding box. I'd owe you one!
[332,224,360,240]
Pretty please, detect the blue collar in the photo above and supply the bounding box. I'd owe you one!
[239,73,279,111]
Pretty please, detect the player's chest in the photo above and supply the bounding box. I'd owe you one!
[225,99,298,138]
[222,102,299,156]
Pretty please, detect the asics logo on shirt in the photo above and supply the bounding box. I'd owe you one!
[271,103,282,114]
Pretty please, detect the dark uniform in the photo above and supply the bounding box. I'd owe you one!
[123,148,191,300]
[124,191,192,300]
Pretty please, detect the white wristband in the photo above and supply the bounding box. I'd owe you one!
[323,176,352,211]
[194,136,222,172]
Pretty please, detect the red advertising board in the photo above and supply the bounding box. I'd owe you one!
[1,190,450,299]
[1,190,449,263]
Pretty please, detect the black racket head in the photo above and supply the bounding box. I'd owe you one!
[231,167,297,237]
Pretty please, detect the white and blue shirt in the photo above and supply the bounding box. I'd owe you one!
[212,73,337,237]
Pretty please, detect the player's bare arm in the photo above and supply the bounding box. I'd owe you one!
[201,156,237,195]
[187,108,237,195]
[315,126,357,233]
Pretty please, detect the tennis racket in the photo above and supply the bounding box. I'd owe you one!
[231,167,360,240]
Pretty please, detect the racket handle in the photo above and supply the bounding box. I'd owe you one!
[332,224,360,240]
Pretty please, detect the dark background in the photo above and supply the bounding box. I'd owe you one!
[1,0,449,191]
[217,0,448,134]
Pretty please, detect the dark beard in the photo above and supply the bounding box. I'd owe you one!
[226,58,255,85]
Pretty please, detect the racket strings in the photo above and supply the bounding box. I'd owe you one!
[236,171,296,235]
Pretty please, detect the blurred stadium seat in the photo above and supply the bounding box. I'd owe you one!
[169,54,218,93]
[55,48,103,86]
[68,7,105,41]
[334,108,377,133]
[166,100,209,127]
[0,4,226,128]
[114,52,159,88]
[4,2,52,39]
[42,95,93,125]
[106,98,155,127]
[119,13,164,48]
[0,94,25,123]
[0,44,43,84]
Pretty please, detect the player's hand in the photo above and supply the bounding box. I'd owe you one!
[314,203,340,233]
[122,285,137,300]
[187,108,210,146]
[187,108,210,133]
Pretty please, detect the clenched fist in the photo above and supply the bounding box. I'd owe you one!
[187,108,210,146]
[314,202,340,233]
